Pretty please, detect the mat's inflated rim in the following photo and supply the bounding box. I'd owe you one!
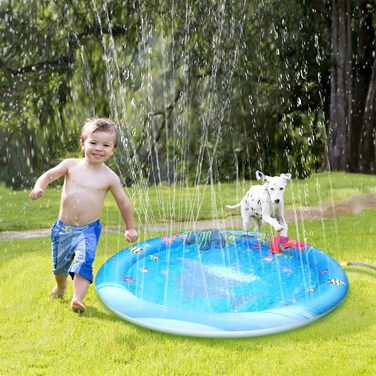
[95,231,348,338]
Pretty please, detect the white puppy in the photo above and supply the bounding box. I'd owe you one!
[226,171,292,236]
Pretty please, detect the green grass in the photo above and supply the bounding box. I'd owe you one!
[1,210,376,375]
[1,171,376,231]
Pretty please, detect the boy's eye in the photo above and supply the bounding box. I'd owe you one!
[89,141,96,144]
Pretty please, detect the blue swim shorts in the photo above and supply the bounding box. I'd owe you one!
[50,219,102,283]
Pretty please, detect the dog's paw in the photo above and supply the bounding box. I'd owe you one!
[275,225,284,232]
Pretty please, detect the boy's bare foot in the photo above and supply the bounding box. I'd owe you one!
[70,299,86,313]
[50,286,66,299]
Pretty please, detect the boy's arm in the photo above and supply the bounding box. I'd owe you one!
[29,159,70,200]
[109,175,138,242]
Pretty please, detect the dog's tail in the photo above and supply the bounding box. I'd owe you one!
[225,203,241,209]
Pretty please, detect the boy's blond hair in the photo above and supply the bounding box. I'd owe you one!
[81,117,118,148]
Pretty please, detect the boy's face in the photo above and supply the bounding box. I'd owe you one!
[80,130,116,164]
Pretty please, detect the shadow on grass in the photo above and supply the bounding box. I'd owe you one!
[82,305,126,323]
[345,266,376,278]
[82,263,376,346]
[95,288,375,348]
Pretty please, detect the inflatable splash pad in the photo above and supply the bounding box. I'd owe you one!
[95,230,348,338]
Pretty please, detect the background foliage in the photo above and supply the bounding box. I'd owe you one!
[2,0,370,189]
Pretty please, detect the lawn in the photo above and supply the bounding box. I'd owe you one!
[1,206,375,375]
[1,171,376,231]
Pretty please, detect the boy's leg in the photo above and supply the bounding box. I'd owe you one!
[70,274,90,313]
[50,274,68,298]
[69,221,101,313]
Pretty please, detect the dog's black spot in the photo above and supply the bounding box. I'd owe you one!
[258,200,261,205]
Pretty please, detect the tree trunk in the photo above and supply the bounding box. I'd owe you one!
[351,0,375,172]
[328,0,352,170]
[359,55,376,172]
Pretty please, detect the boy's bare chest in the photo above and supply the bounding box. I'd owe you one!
[67,169,110,193]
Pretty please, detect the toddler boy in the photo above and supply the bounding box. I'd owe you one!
[30,117,138,313]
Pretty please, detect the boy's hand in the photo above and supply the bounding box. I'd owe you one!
[29,187,44,200]
[125,229,138,243]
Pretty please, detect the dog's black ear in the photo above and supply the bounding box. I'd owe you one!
[256,171,264,181]
[256,171,270,181]
[280,173,292,181]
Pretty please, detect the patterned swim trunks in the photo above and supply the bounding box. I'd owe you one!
[51,219,102,283]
